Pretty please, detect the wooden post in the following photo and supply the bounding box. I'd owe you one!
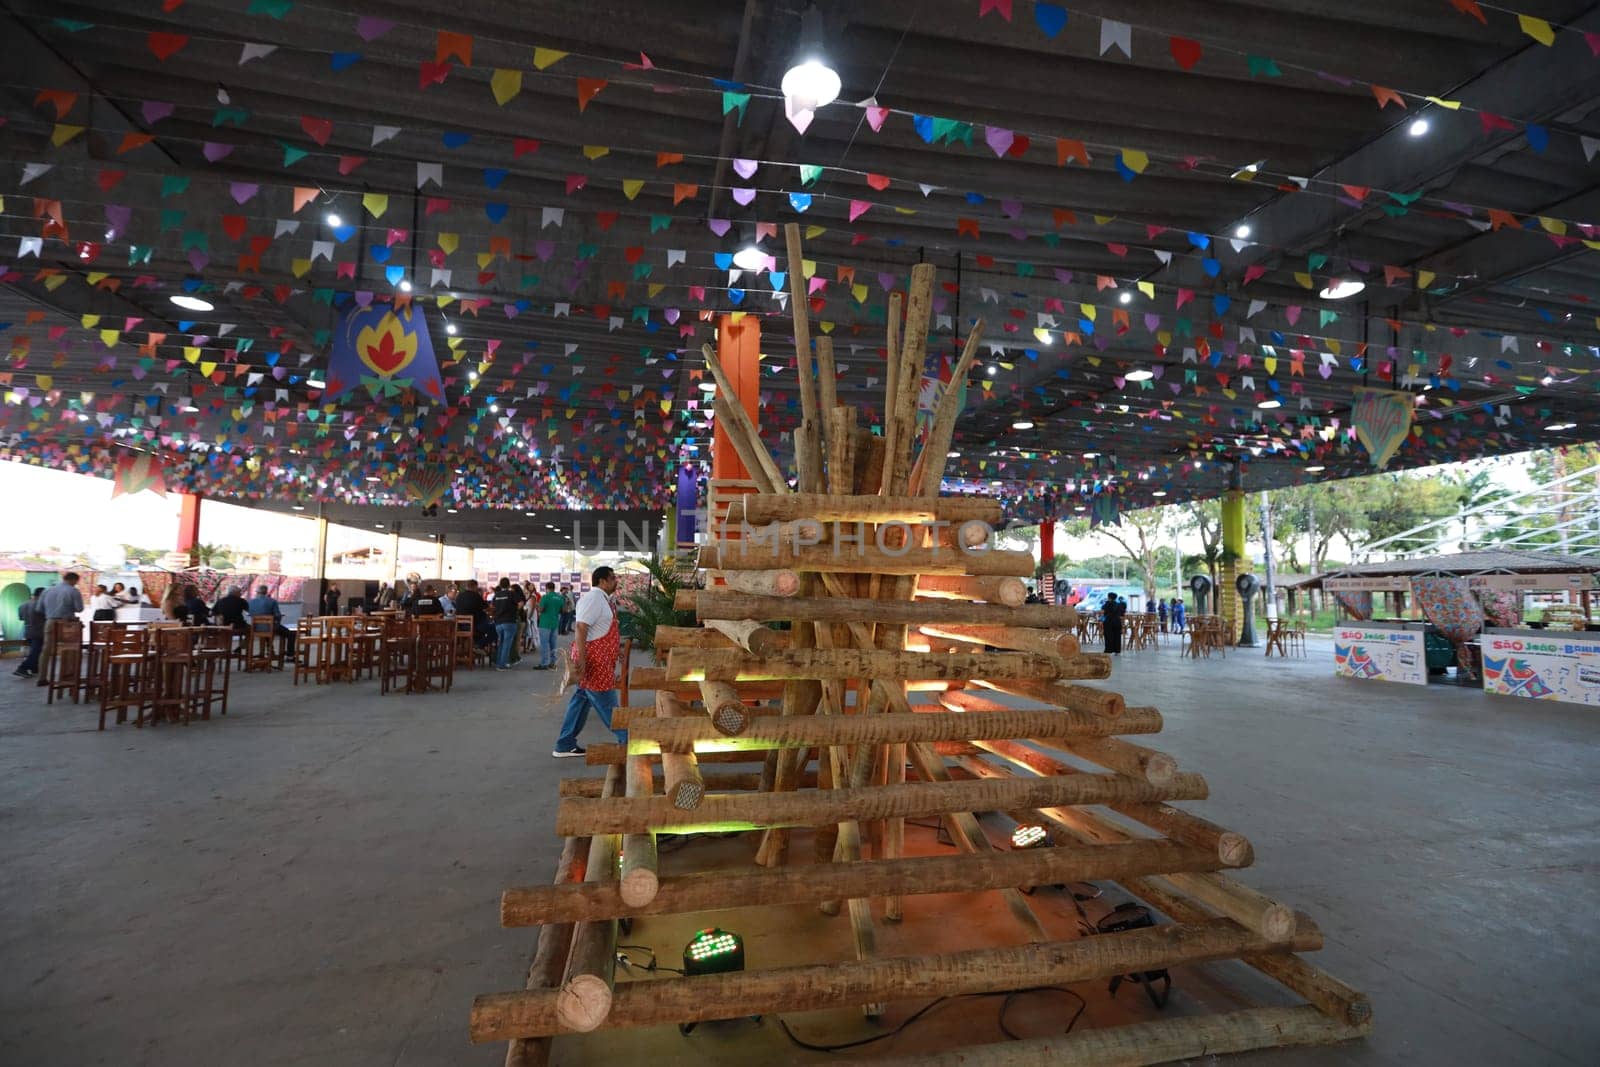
[916,574,1028,606]
[500,839,1223,926]
[555,770,1206,836]
[552,765,621,1034]
[704,618,780,655]
[653,691,706,809]
[738,494,1001,525]
[698,540,1035,577]
[619,757,659,908]
[469,917,1320,1041]
[920,623,1080,659]
[503,834,586,1067]
[680,590,1079,628]
[695,680,750,735]
[625,707,1163,753]
[706,568,801,597]
[666,647,1071,683]
[909,320,986,495]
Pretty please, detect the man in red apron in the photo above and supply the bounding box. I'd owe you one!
[553,566,626,756]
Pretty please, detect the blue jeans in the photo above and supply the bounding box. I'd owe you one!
[538,626,558,667]
[495,622,518,667]
[556,687,624,752]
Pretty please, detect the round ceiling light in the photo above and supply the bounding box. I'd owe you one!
[170,295,214,312]
[1125,369,1153,381]
[1319,278,1366,300]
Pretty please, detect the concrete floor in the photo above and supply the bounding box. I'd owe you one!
[1,637,1596,1065]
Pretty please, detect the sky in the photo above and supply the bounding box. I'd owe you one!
[0,451,1545,570]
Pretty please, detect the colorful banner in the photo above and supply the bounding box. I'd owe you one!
[326,301,443,401]
[1334,625,1426,685]
[111,451,168,498]
[1483,633,1600,706]
[1351,387,1414,469]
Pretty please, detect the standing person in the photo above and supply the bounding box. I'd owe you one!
[453,579,490,650]
[490,578,520,670]
[553,567,626,757]
[1145,594,1156,616]
[160,583,184,620]
[535,581,564,670]
[1157,597,1169,633]
[89,585,118,622]
[321,583,341,617]
[1172,596,1186,633]
[558,583,576,635]
[37,573,84,685]
[508,582,528,665]
[1103,593,1126,655]
[13,589,44,678]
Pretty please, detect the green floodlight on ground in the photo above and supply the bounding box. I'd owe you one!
[683,927,745,976]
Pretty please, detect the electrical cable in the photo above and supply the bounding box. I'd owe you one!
[774,984,1087,1054]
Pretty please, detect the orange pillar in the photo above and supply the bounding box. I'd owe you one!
[711,314,761,480]
[176,493,202,559]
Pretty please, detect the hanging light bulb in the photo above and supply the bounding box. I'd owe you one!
[782,4,841,112]
[1319,278,1365,300]
[732,221,767,272]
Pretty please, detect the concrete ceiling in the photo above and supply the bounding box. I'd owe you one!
[2,0,1598,524]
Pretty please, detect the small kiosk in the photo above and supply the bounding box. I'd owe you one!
[1312,552,1599,700]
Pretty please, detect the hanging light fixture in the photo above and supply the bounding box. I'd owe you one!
[1319,278,1365,300]
[732,220,767,272]
[782,4,841,114]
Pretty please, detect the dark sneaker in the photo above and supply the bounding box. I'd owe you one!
[551,746,586,758]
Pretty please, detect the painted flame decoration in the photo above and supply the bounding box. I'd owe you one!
[355,312,420,377]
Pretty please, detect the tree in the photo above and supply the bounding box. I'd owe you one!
[121,544,164,565]
[192,543,233,569]
[1079,506,1172,599]
[1035,553,1072,580]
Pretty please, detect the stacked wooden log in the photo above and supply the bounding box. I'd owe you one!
[471,227,1369,1064]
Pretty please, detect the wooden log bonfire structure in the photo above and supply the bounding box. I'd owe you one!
[472,227,1370,1064]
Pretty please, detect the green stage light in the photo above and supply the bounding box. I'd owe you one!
[1011,824,1048,849]
[683,927,745,976]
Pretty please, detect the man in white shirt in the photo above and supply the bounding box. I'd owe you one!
[553,567,626,756]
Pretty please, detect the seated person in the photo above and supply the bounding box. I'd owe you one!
[245,585,297,654]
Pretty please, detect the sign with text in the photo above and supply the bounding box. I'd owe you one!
[1334,626,1426,685]
[1466,573,1594,593]
[1324,576,1412,592]
[1482,633,1600,706]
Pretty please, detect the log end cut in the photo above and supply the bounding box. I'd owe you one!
[554,973,613,1034]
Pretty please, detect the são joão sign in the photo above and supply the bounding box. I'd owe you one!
[1334,626,1426,686]
[1483,633,1600,706]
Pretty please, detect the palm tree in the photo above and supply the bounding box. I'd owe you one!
[616,554,699,660]
[191,543,232,569]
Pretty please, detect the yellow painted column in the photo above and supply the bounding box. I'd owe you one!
[1220,488,1245,642]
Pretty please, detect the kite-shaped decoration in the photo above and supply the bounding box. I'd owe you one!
[404,465,451,508]
[1351,386,1413,469]
[111,450,168,498]
[327,302,443,402]
[1090,493,1120,528]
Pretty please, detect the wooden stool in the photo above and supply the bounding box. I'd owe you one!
[43,618,84,705]
[380,618,417,695]
[411,618,456,693]
[353,618,384,680]
[99,626,151,730]
[320,617,356,684]
[149,627,196,726]
[246,615,279,672]
[191,626,233,719]
[83,621,114,703]
[293,617,324,685]
[454,617,476,670]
